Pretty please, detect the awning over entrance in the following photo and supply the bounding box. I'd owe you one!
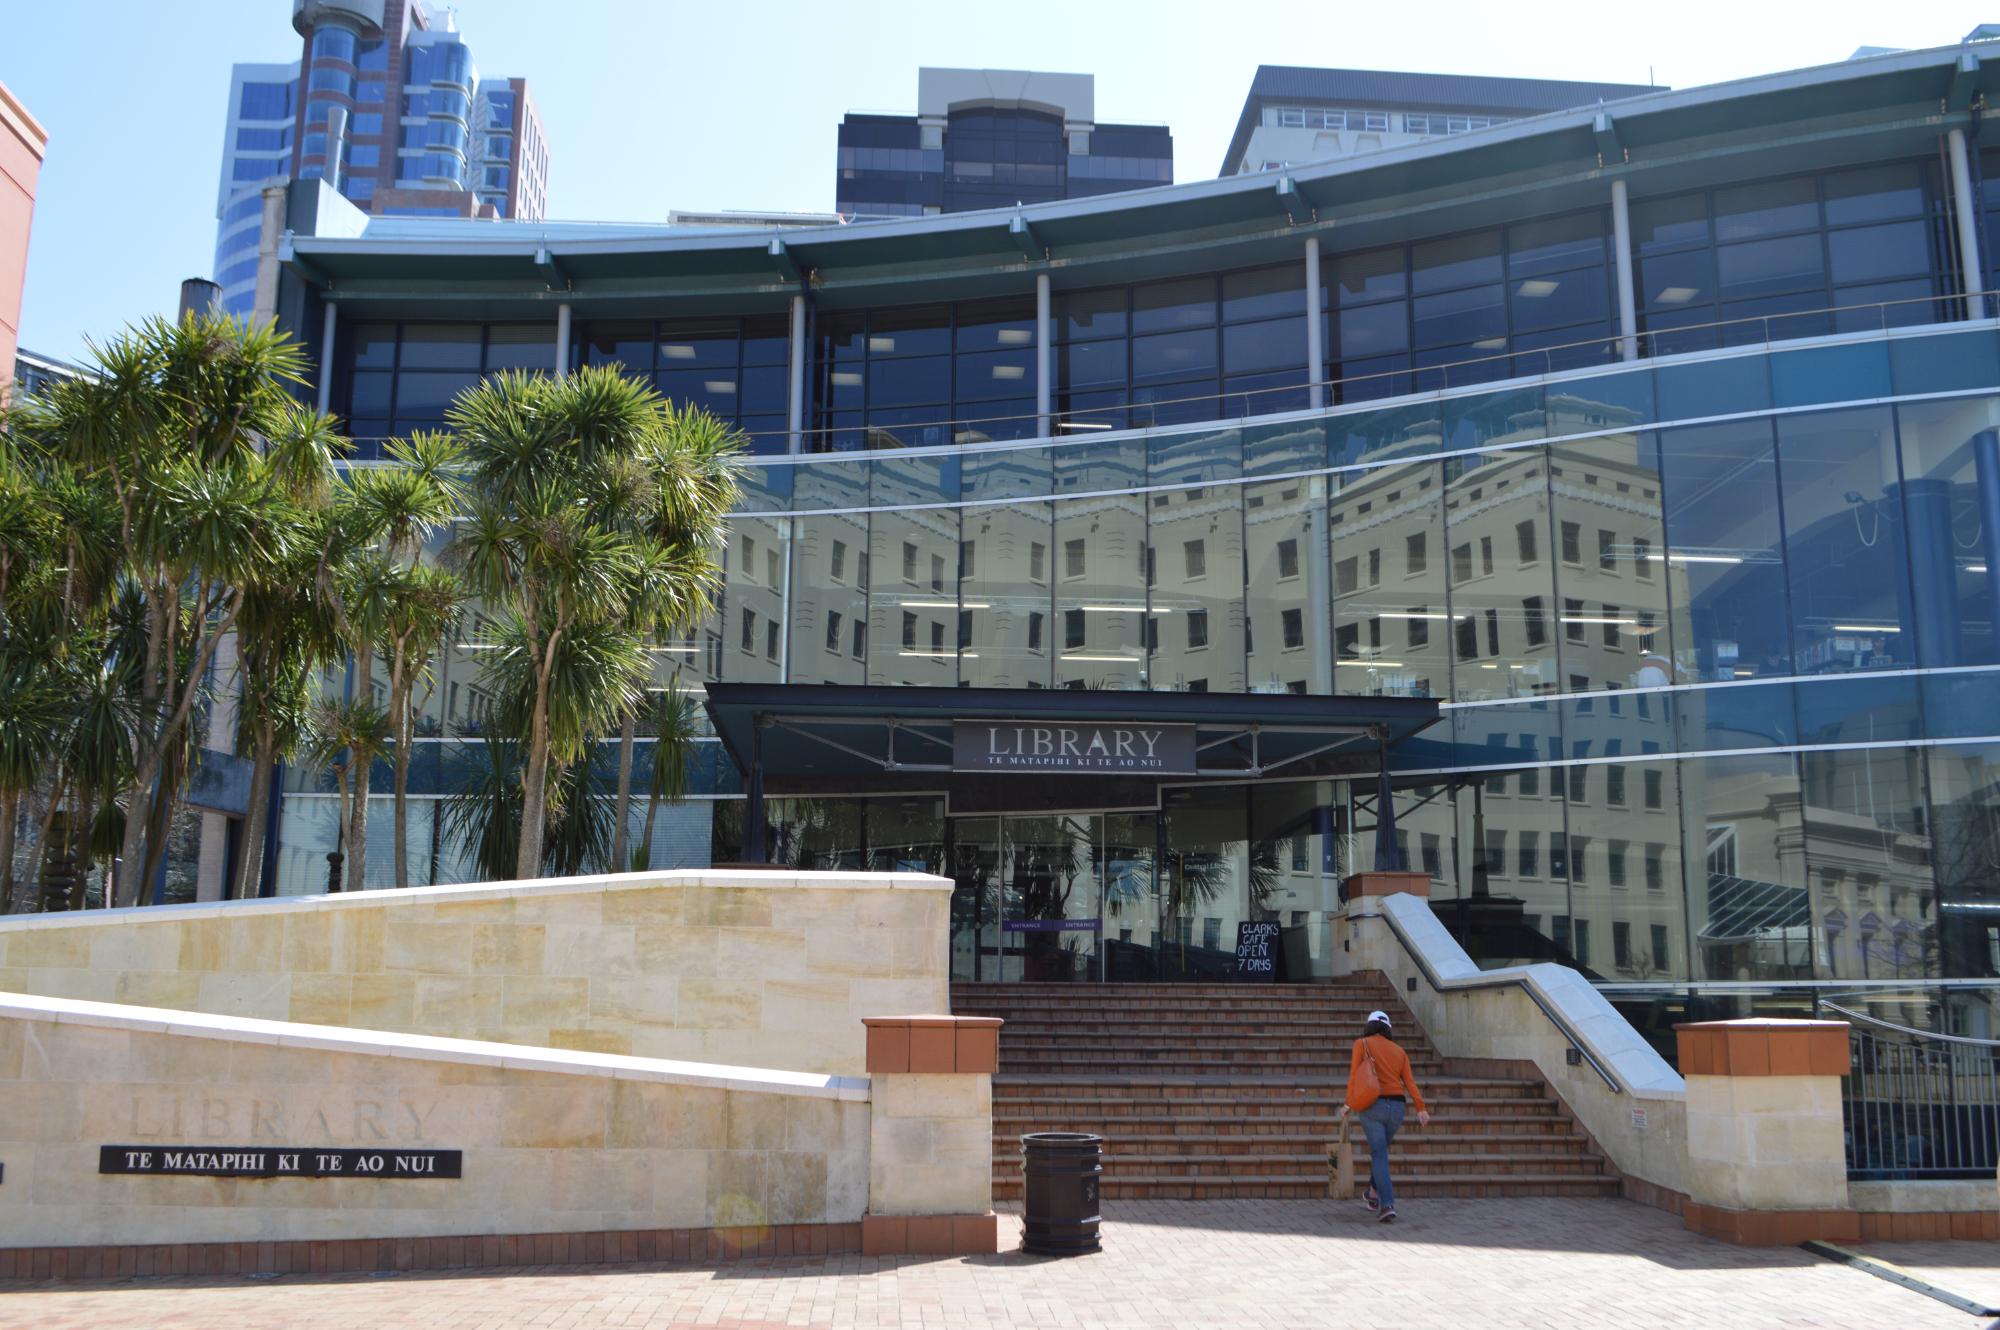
[703,684,1442,867]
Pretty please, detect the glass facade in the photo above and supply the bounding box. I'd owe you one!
[834,111,1171,218]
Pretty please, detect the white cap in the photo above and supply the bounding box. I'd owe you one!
[1367,1009,1392,1029]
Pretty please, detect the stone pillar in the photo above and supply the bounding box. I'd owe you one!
[861,1015,1001,1256]
[1332,872,1429,978]
[1675,1018,1856,1244]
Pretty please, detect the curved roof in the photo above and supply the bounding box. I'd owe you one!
[283,40,1999,319]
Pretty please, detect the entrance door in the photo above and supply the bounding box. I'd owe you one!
[946,812,1161,981]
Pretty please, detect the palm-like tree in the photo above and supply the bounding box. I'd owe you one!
[630,679,700,871]
[304,697,390,892]
[448,368,734,881]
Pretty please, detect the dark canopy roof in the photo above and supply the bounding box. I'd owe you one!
[704,683,1440,790]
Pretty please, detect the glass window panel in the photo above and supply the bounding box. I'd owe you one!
[1657,420,1791,679]
[1827,219,1932,285]
[1336,301,1408,358]
[954,347,1034,401]
[725,517,786,683]
[582,322,654,373]
[1221,317,1306,375]
[1547,433,1676,692]
[953,397,1035,445]
[1632,192,1711,254]
[1412,230,1503,294]
[1794,674,1921,745]
[738,364,788,416]
[656,367,739,417]
[1221,264,1306,321]
[482,323,554,371]
[1822,161,1927,226]
[655,320,739,369]
[1059,287,1127,342]
[960,500,1053,688]
[954,297,1036,351]
[1895,396,2000,667]
[1131,328,1219,385]
[1510,265,1610,334]
[1445,449,1559,700]
[1334,353,1414,403]
[1054,483,1148,690]
[1656,355,1770,421]
[866,354,949,408]
[1686,751,1812,982]
[1802,746,1934,981]
[1334,457,1449,698]
[348,369,393,417]
[1715,233,1825,301]
[865,305,950,358]
[390,370,476,417]
[1507,211,1607,279]
[1775,407,1915,672]
[740,314,791,367]
[868,510,959,686]
[1161,788,1252,979]
[395,323,483,370]
[1412,284,1505,350]
[1059,337,1127,390]
[1245,478,1323,692]
[1149,476,1246,692]
[818,310,868,363]
[1891,329,2000,397]
[1832,279,1948,331]
[1547,369,1655,437]
[1132,276,1217,333]
[350,322,398,370]
[1925,744,2000,978]
[1676,679,1796,751]
[789,514,870,685]
[1714,177,1819,242]
[1332,246,1407,305]
[1719,292,1833,345]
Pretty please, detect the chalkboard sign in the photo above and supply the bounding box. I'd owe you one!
[1234,921,1282,981]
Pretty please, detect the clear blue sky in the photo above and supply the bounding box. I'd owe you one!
[4,0,1986,363]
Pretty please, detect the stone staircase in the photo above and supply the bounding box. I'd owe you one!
[953,976,1621,1202]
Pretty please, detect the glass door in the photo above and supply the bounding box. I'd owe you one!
[1003,814,1102,982]
[1100,812,1160,980]
[948,817,1001,980]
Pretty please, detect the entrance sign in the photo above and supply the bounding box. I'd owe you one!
[953,721,1197,774]
[1234,921,1281,981]
[99,1145,462,1179]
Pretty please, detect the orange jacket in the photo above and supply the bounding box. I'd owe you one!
[1350,1034,1427,1113]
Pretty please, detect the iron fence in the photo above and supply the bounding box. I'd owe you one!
[1824,1003,2000,1181]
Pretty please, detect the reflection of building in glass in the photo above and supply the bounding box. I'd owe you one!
[211,2,548,319]
[259,40,2000,1048]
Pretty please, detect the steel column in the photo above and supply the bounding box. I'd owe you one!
[1611,178,1638,362]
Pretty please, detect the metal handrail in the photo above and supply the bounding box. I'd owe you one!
[1365,899,1624,1094]
[1819,1000,2000,1048]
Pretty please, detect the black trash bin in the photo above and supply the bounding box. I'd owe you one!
[1020,1132,1102,1255]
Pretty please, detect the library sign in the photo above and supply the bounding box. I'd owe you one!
[99,1145,462,1179]
[953,721,1197,775]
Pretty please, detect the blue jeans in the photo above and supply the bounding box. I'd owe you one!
[1358,1098,1408,1210]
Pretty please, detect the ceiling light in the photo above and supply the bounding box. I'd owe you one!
[1832,624,1899,633]
[996,328,1032,345]
[1560,616,1638,625]
[992,365,1026,380]
[1079,604,1170,613]
[1058,421,1113,431]
[649,646,697,653]
[1355,661,1405,668]
[1062,654,1138,662]
[702,380,736,394]
[868,336,896,353]
[1472,337,1507,350]
[831,371,863,387]
[1659,553,1743,565]
[1968,564,1988,574]
[1480,663,1499,669]
[900,599,991,610]
[900,650,975,658]
[1655,286,1699,305]
[661,344,696,360]
[1516,279,1559,298]
[1377,611,1465,621]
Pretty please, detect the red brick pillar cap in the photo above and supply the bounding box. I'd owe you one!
[1345,871,1432,899]
[863,1015,1003,1074]
[1672,1018,1850,1077]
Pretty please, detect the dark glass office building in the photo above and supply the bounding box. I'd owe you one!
[267,41,2000,1044]
[835,68,1171,218]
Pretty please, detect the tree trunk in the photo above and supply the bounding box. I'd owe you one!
[349,642,373,894]
[234,720,276,901]
[30,776,66,912]
[515,666,553,882]
[637,784,664,874]
[611,704,637,873]
[0,789,17,912]
[116,750,157,907]
[137,746,185,904]
[390,644,410,890]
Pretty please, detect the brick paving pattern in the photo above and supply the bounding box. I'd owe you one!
[0,1198,1988,1329]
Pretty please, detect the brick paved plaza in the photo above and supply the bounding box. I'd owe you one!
[1,1199,1992,1330]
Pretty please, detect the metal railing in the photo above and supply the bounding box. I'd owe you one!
[1822,1000,2000,1181]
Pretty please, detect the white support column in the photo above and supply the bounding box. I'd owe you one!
[788,294,807,454]
[1035,270,1052,437]
[554,302,572,377]
[1950,127,1986,320]
[316,300,337,414]
[1304,235,1325,410]
[1611,178,1639,362]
